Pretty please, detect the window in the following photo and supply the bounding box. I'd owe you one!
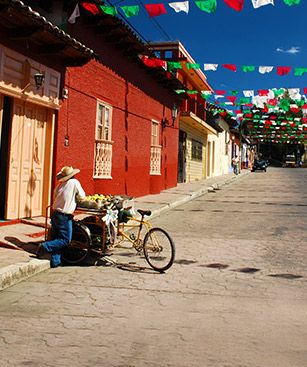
[94,101,113,178]
[150,120,161,175]
[191,139,203,161]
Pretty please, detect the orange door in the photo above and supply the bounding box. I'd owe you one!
[6,100,51,219]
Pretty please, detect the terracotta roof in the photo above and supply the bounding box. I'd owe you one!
[0,0,95,65]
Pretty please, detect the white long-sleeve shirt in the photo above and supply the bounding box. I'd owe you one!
[52,178,85,214]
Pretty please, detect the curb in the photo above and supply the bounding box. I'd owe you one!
[0,259,50,291]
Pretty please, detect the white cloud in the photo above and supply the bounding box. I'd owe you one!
[276,46,300,54]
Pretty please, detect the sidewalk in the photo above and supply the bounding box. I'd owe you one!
[0,170,250,291]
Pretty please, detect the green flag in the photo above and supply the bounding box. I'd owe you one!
[167,61,182,71]
[240,97,251,104]
[100,5,118,16]
[201,93,212,100]
[175,89,186,94]
[194,0,217,13]
[242,65,255,72]
[186,90,198,94]
[120,5,140,17]
[283,0,301,5]
[294,67,307,76]
[272,88,285,97]
[186,63,200,70]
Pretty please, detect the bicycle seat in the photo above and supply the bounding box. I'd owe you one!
[137,209,152,217]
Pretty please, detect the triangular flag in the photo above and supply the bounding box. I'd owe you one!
[145,4,167,17]
[222,64,237,72]
[251,0,274,8]
[169,1,189,13]
[100,5,118,16]
[204,63,218,71]
[68,4,80,24]
[81,2,100,15]
[215,90,226,94]
[277,66,291,76]
[121,5,140,17]
[304,88,307,95]
[259,66,273,74]
[194,0,217,13]
[224,0,244,11]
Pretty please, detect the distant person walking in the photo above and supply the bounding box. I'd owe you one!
[36,166,85,268]
[232,155,239,175]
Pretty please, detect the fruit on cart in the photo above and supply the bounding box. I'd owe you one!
[77,194,133,211]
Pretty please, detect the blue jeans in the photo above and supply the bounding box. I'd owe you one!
[42,211,73,267]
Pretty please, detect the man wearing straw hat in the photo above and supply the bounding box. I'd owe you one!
[36,166,85,268]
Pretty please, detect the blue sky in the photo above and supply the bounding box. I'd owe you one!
[109,0,307,97]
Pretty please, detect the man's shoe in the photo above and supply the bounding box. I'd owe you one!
[36,244,46,259]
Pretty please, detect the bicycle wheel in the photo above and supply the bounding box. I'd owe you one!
[143,227,175,272]
[62,222,92,265]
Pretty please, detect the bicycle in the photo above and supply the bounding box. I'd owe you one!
[107,208,175,272]
[44,205,175,272]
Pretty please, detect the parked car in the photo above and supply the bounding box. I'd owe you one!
[282,154,297,168]
[251,159,267,172]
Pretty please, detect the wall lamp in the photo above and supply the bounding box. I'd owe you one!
[34,72,45,89]
[162,103,178,128]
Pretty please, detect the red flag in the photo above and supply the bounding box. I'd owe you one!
[140,56,167,68]
[277,66,291,76]
[224,0,244,11]
[81,2,100,14]
[258,90,269,96]
[222,64,237,72]
[263,104,268,113]
[220,111,227,117]
[215,90,226,94]
[145,4,167,17]
[290,107,299,113]
[267,98,277,106]
[226,96,236,105]
[304,88,307,95]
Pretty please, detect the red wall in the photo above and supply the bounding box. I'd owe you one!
[55,58,179,198]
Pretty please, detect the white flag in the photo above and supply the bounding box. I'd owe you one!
[251,0,274,8]
[243,90,254,97]
[68,4,80,24]
[259,66,273,74]
[168,1,189,13]
[288,88,301,99]
[204,63,218,71]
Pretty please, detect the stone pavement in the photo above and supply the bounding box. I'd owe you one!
[0,170,250,291]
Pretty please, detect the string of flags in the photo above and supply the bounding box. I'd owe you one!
[140,55,307,77]
[68,0,301,23]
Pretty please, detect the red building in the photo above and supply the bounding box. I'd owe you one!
[0,1,183,219]
[46,3,182,198]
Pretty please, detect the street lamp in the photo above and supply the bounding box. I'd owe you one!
[34,72,45,89]
[162,103,178,128]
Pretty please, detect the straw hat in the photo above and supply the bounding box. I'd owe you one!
[56,166,80,182]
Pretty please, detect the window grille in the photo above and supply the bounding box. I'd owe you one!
[94,101,113,178]
[150,120,161,175]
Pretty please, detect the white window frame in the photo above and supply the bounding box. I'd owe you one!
[93,100,113,179]
[150,119,162,175]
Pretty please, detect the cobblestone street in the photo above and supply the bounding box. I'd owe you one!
[1,167,307,367]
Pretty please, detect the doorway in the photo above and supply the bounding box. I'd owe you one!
[5,100,53,219]
[178,130,187,183]
[0,96,12,219]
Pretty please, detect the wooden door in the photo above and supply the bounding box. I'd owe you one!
[6,101,50,219]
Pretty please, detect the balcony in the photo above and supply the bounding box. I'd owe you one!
[180,99,218,135]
